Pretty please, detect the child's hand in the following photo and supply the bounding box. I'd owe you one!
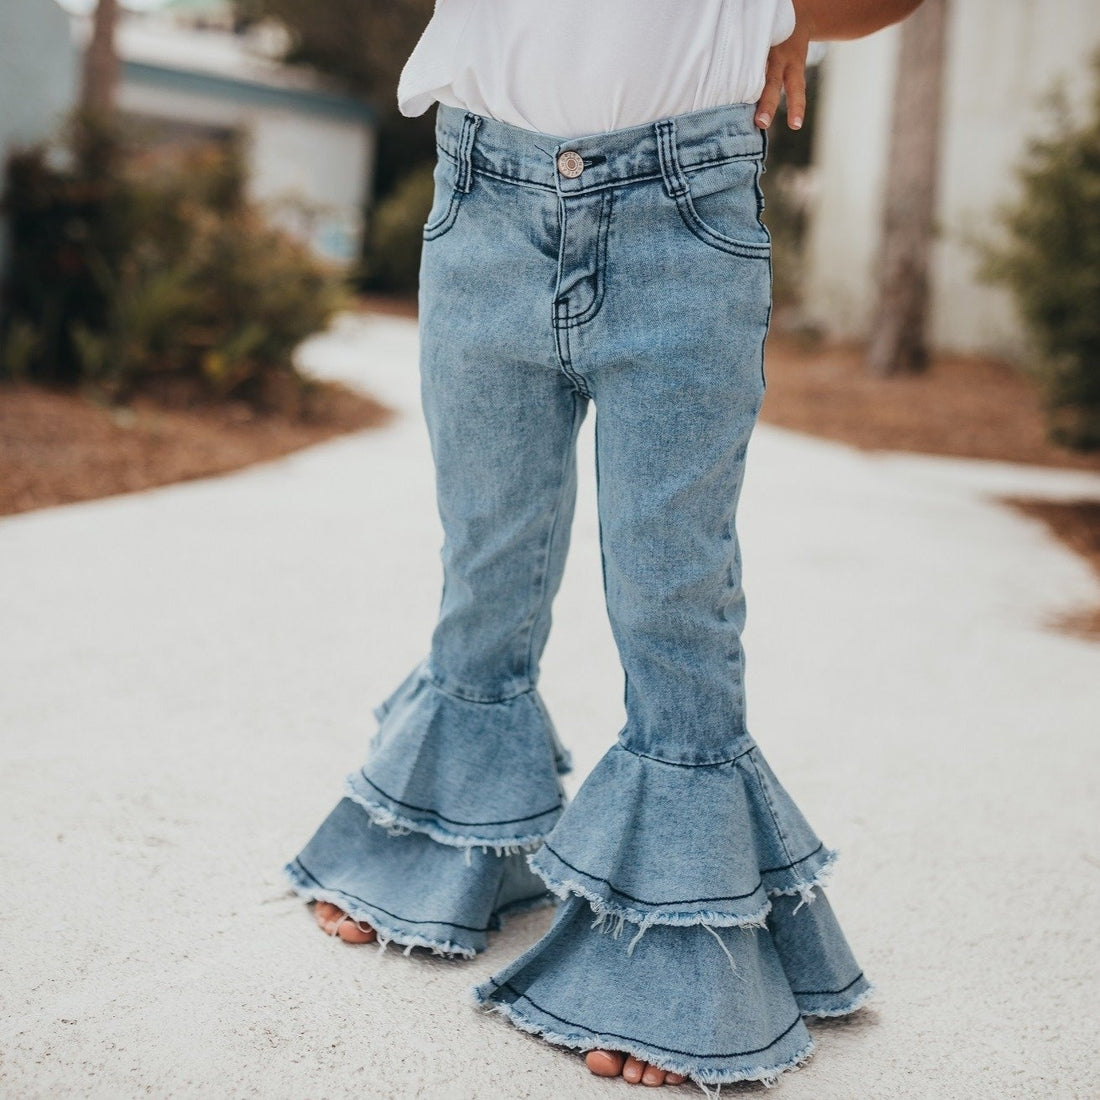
[755,9,813,131]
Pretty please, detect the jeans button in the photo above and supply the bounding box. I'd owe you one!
[556,151,585,179]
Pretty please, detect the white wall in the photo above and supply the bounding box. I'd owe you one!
[803,0,1100,357]
[117,80,375,265]
[0,0,79,264]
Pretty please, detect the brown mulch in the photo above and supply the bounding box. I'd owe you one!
[1002,499,1100,639]
[350,293,419,319]
[0,378,391,518]
[759,334,1100,472]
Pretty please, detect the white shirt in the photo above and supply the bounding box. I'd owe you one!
[398,0,796,138]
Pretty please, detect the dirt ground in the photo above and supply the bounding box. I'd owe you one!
[2,303,1097,634]
[0,377,390,518]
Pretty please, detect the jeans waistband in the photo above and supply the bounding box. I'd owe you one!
[435,101,766,197]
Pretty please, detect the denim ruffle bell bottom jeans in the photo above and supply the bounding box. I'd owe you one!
[285,101,873,1087]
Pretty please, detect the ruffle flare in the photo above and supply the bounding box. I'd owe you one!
[348,660,570,851]
[285,797,554,957]
[472,890,872,1085]
[284,660,569,956]
[527,741,837,929]
[473,739,873,1085]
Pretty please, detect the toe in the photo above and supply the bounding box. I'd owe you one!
[641,1063,666,1086]
[313,902,341,933]
[666,1072,686,1084]
[336,915,377,944]
[622,1056,646,1084]
[586,1050,625,1077]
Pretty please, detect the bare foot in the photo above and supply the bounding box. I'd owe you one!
[312,905,681,1083]
[312,900,377,944]
[586,1050,687,1086]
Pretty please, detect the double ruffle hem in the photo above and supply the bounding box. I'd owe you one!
[284,661,873,1086]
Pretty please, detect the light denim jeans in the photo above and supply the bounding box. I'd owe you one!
[285,100,873,1087]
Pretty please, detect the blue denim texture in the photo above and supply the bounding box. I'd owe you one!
[285,100,872,1086]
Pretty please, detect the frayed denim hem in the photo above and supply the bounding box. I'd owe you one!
[283,860,479,959]
[769,847,839,905]
[469,981,818,1092]
[343,777,550,856]
[801,980,877,1019]
[532,864,770,930]
[527,846,839,953]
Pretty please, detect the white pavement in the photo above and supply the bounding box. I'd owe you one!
[2,314,1098,1100]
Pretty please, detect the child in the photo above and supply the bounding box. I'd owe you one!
[286,0,923,1088]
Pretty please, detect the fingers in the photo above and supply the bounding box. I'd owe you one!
[757,49,809,131]
[755,55,784,129]
[785,60,807,130]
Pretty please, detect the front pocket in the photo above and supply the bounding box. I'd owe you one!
[673,156,771,260]
[422,153,466,241]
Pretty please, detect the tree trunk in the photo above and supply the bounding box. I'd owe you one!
[866,0,950,376]
[82,0,120,116]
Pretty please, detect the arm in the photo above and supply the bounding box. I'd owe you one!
[799,0,923,41]
[756,0,925,131]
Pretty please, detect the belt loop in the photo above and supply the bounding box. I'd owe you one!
[655,118,689,200]
[455,112,481,194]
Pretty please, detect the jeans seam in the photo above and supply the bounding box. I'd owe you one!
[791,973,866,997]
[422,187,463,240]
[523,390,586,679]
[616,741,756,769]
[559,188,613,329]
[355,771,562,826]
[539,841,827,905]
[292,858,492,932]
[673,191,773,259]
[424,668,534,705]
[491,980,805,1061]
[477,157,757,197]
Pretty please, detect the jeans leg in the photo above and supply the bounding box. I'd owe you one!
[476,356,870,1079]
[285,141,589,957]
[475,105,872,1082]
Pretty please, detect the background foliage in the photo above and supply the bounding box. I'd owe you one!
[0,117,342,408]
[982,55,1100,450]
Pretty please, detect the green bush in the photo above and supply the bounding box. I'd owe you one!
[361,161,434,294]
[0,115,343,409]
[981,57,1100,450]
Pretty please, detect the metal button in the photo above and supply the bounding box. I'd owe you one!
[556,150,585,179]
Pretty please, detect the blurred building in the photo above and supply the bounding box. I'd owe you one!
[110,8,377,265]
[0,0,79,265]
[804,0,1100,358]
[1,0,377,269]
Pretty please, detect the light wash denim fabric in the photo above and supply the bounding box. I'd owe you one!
[285,100,872,1087]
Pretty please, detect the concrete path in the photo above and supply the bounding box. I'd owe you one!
[2,314,1098,1099]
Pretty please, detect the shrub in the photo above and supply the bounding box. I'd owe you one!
[981,56,1100,450]
[361,160,434,294]
[0,115,344,410]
